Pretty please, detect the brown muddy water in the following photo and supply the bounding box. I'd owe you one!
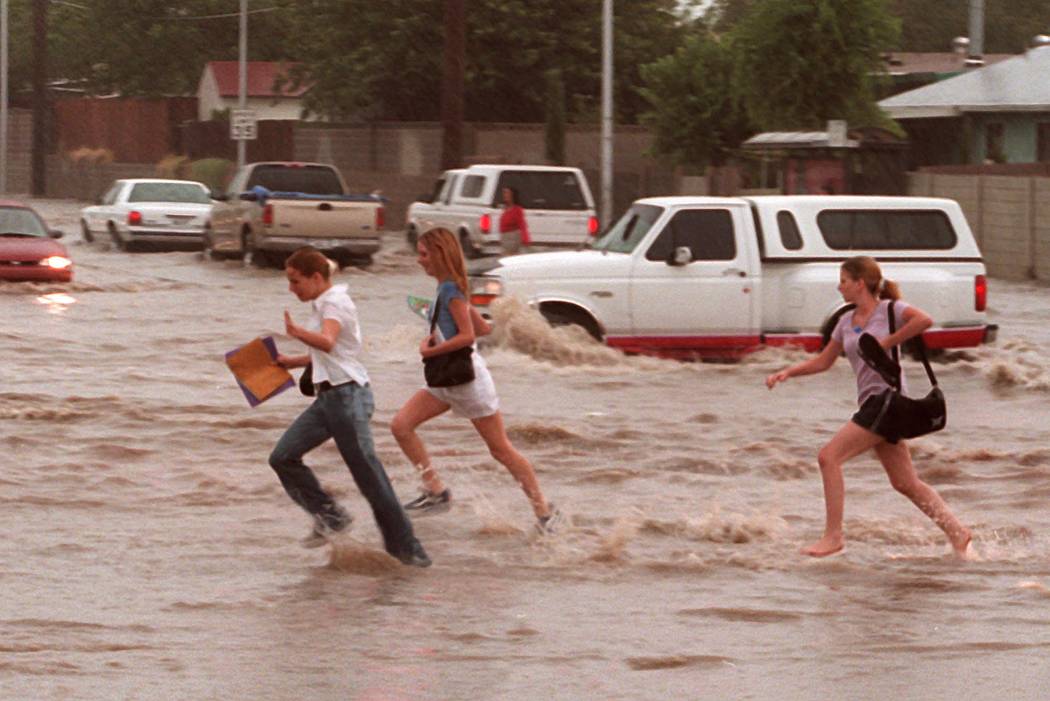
[3,199,1050,700]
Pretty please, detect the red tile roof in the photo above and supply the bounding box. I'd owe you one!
[206,61,308,98]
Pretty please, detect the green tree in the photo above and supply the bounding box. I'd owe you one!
[730,0,900,130]
[284,0,704,124]
[544,69,566,165]
[638,30,751,168]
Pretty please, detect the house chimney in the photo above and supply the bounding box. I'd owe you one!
[967,0,985,65]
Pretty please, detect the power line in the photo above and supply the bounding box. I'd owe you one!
[49,1,281,21]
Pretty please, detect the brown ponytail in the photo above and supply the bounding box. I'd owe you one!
[841,256,900,300]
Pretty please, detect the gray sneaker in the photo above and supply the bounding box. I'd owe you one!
[403,488,451,514]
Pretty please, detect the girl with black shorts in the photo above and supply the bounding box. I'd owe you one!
[765,256,971,558]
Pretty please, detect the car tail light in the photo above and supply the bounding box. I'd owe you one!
[375,206,385,231]
[975,274,987,312]
[262,204,274,226]
[127,210,142,226]
[588,215,599,236]
[479,213,491,234]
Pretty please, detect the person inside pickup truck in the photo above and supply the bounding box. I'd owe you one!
[765,256,972,559]
[498,186,530,254]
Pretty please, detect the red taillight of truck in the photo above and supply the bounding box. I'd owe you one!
[975,274,987,312]
[262,204,274,226]
[127,210,142,226]
[375,206,385,231]
[588,215,599,236]
[479,213,491,234]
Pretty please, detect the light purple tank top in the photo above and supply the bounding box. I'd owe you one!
[831,299,910,404]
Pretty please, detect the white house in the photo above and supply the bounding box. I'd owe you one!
[196,61,309,121]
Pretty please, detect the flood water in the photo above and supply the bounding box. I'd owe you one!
[3,199,1050,700]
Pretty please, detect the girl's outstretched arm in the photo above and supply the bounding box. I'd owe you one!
[766,340,842,389]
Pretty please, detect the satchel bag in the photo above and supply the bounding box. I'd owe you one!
[422,295,475,388]
[858,301,946,441]
[299,362,315,396]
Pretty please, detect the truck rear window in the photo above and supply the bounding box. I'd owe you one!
[817,210,957,250]
[247,165,345,195]
[495,171,587,210]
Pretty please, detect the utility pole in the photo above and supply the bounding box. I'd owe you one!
[440,0,465,170]
[31,0,47,196]
[600,0,614,228]
[237,0,247,169]
[1,0,9,194]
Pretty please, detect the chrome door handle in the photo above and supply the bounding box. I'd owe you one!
[589,290,613,298]
[722,267,746,277]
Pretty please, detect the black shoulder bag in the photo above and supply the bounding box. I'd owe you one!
[423,296,475,388]
[857,301,946,441]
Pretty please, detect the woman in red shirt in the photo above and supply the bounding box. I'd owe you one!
[498,186,530,254]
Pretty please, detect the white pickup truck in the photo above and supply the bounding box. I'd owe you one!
[468,195,997,359]
[206,161,384,267]
[405,164,598,257]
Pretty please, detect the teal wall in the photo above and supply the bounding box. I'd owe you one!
[971,112,1050,163]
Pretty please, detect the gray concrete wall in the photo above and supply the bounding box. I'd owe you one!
[909,172,1050,280]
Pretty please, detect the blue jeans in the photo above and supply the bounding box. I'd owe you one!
[268,382,421,558]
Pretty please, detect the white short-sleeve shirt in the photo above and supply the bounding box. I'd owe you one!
[307,284,370,386]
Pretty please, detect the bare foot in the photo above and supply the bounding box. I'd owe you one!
[800,534,845,557]
[951,528,973,559]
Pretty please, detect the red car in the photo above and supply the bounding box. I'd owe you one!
[0,201,74,282]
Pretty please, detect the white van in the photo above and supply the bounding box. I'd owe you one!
[468,195,997,358]
[406,165,598,257]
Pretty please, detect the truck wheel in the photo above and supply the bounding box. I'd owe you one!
[202,227,222,261]
[541,307,603,342]
[109,224,127,252]
[406,226,418,249]
[242,230,269,267]
[81,220,94,243]
[459,230,479,259]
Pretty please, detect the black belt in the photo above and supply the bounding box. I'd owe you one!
[315,380,354,394]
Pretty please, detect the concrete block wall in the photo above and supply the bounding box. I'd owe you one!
[909,171,1050,281]
[980,176,1034,280]
[1036,178,1050,282]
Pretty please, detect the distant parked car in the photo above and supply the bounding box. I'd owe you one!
[80,179,213,251]
[0,200,73,282]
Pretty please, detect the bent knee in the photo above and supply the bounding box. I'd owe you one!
[889,475,923,496]
[389,415,412,441]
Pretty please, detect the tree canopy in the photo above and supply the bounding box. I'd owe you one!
[729,0,899,131]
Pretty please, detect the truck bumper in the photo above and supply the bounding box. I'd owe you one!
[256,235,381,255]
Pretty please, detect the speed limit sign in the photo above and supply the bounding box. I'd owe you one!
[230,109,258,141]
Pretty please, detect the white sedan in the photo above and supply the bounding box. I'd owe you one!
[80,179,214,251]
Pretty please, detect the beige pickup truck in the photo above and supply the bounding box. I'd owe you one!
[205,161,384,267]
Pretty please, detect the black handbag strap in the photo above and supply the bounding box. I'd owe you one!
[888,300,938,388]
[428,295,441,334]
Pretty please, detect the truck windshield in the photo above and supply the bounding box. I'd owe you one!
[590,204,663,253]
[247,165,345,195]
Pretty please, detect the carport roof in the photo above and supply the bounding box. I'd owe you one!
[880,46,1050,119]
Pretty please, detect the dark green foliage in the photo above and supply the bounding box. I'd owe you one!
[638,31,752,168]
[729,0,900,130]
[544,69,566,165]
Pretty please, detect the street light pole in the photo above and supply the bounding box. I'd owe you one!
[600,0,613,228]
[1,0,8,194]
[237,0,247,169]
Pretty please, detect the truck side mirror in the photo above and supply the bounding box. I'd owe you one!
[210,190,228,202]
[238,191,259,202]
[48,229,65,239]
[669,246,692,266]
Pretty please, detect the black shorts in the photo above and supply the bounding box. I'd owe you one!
[851,394,901,444]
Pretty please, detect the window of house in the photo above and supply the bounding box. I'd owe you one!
[1038,122,1050,163]
[645,209,736,262]
[985,122,1005,162]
